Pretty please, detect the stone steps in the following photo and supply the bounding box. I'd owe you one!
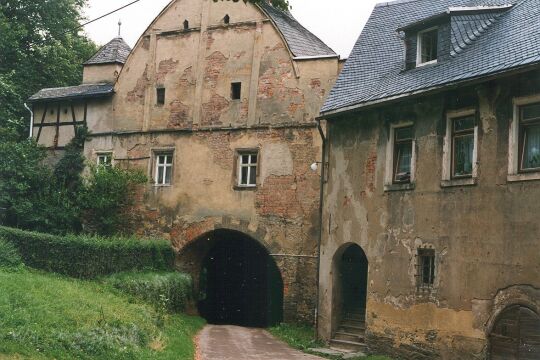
[334,330,365,343]
[330,338,368,352]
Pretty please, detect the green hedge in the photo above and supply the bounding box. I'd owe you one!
[105,272,193,312]
[0,226,175,278]
[0,237,23,268]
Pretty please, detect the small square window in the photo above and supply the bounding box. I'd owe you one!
[97,153,113,167]
[237,151,258,187]
[393,126,414,184]
[519,103,540,172]
[417,28,438,66]
[155,152,174,186]
[157,88,166,105]
[231,82,242,100]
[416,249,435,289]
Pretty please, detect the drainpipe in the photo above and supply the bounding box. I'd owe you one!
[315,118,327,339]
[23,103,34,139]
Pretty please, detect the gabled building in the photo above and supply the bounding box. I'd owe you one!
[29,0,341,327]
[318,0,540,358]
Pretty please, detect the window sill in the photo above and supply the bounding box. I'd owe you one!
[384,183,415,192]
[507,173,540,183]
[234,185,257,191]
[441,178,477,188]
[153,184,172,188]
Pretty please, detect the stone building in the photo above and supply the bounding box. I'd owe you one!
[29,0,341,326]
[318,0,540,359]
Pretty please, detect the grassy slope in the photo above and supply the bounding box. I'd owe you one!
[0,268,204,360]
[269,324,392,360]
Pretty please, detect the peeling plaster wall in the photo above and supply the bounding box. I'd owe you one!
[83,0,340,323]
[318,70,540,359]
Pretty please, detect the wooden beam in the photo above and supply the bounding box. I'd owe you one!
[35,104,48,142]
[71,103,78,133]
[54,104,61,148]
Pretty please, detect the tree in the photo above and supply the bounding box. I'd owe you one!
[0,0,97,140]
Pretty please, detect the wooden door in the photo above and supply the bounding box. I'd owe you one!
[490,306,540,360]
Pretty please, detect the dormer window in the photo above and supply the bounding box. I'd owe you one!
[417,27,438,66]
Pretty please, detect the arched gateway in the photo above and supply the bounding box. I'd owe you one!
[489,305,540,359]
[181,229,283,328]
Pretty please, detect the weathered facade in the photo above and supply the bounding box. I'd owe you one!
[30,0,341,326]
[318,0,540,359]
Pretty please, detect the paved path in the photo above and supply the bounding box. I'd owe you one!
[196,325,324,360]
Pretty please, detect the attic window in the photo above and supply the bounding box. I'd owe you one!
[183,20,189,30]
[231,82,241,100]
[224,14,230,25]
[417,27,438,66]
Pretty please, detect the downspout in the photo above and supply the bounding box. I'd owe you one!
[315,118,327,338]
[24,103,34,139]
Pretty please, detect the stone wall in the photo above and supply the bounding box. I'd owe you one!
[318,70,540,358]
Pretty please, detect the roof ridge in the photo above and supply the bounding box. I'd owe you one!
[375,0,423,8]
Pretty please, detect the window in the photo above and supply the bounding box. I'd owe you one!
[157,88,165,105]
[237,151,258,187]
[452,115,476,178]
[224,14,230,25]
[97,152,113,167]
[183,20,189,30]
[416,248,435,289]
[519,103,540,172]
[393,126,414,184]
[231,82,242,100]
[155,153,173,186]
[443,110,478,186]
[417,27,438,66]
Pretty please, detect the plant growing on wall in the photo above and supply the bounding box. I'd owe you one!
[80,165,147,236]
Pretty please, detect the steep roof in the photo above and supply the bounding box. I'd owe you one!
[258,3,337,59]
[28,84,114,103]
[84,37,131,65]
[321,0,540,115]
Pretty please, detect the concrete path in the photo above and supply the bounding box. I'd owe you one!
[196,325,324,360]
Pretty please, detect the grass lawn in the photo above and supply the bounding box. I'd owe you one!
[0,268,205,359]
[269,323,392,360]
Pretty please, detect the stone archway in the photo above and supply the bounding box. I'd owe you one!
[181,229,283,328]
[489,305,540,359]
[331,243,369,335]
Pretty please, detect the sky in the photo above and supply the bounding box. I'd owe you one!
[83,0,380,58]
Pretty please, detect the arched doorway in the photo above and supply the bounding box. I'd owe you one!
[332,244,369,330]
[196,229,283,328]
[489,305,540,359]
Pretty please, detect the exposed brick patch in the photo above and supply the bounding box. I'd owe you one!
[310,78,326,98]
[157,58,179,83]
[204,51,228,89]
[256,175,303,218]
[168,100,191,128]
[201,93,229,126]
[194,132,234,171]
[179,66,195,87]
[365,152,377,194]
[127,65,149,104]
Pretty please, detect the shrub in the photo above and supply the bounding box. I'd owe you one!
[0,226,175,278]
[105,272,193,313]
[0,237,22,268]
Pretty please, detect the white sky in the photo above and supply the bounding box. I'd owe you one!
[83,0,380,58]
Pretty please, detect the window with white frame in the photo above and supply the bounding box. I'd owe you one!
[97,152,113,167]
[154,152,173,186]
[519,102,540,172]
[417,27,438,66]
[393,126,414,184]
[237,151,258,187]
[442,110,478,185]
[385,123,416,189]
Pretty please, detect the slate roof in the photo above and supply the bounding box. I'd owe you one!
[258,2,337,58]
[84,37,131,65]
[321,0,540,115]
[28,84,114,103]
